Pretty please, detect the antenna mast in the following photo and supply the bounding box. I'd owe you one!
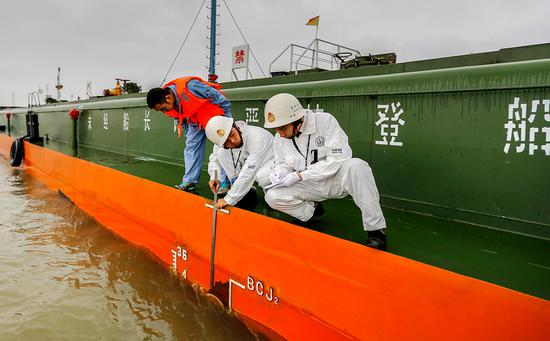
[207,0,219,81]
[86,81,92,98]
[55,67,63,101]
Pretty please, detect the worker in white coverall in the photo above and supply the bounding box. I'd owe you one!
[205,116,274,209]
[262,93,388,250]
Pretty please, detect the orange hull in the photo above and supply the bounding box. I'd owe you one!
[0,134,548,340]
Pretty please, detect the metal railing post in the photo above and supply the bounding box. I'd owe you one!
[315,39,319,69]
[290,45,294,73]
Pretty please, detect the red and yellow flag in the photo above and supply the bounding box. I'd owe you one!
[306,15,320,26]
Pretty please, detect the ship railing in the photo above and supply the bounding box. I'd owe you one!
[27,91,41,111]
[269,39,361,75]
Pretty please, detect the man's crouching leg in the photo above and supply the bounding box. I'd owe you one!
[264,184,316,222]
[339,158,388,250]
[255,161,274,189]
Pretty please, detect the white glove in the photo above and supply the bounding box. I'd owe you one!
[269,172,282,186]
[268,170,290,186]
[265,172,300,190]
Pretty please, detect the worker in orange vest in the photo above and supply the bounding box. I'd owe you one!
[147,76,232,192]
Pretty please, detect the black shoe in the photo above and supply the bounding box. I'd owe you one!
[234,190,258,209]
[291,218,324,232]
[366,229,387,251]
[174,182,197,192]
[313,202,325,218]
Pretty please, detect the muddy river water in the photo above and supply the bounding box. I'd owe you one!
[0,159,256,340]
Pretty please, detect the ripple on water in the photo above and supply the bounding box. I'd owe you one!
[0,159,257,340]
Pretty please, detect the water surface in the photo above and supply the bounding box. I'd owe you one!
[0,159,256,340]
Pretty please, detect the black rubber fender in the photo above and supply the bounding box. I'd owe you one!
[10,138,24,167]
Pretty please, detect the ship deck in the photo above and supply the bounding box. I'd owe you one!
[44,140,549,300]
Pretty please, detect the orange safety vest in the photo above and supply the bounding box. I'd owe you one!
[163,76,225,137]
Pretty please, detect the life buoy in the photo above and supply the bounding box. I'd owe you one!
[9,138,24,167]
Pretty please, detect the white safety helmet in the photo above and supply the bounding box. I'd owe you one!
[205,116,234,146]
[263,93,304,128]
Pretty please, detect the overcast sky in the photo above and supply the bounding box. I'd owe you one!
[0,0,548,106]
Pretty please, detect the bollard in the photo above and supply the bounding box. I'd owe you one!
[69,109,80,157]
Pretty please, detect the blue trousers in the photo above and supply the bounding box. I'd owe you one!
[182,117,229,184]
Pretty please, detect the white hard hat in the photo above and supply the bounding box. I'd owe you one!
[264,93,304,128]
[205,116,234,146]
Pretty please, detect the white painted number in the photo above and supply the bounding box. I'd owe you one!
[170,245,188,276]
[177,246,188,261]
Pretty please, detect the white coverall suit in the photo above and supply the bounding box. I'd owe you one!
[208,121,274,206]
[264,110,386,231]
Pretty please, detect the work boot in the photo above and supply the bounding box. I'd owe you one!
[235,189,258,209]
[174,182,197,192]
[366,229,387,251]
[313,202,325,218]
[217,181,230,195]
[291,218,324,232]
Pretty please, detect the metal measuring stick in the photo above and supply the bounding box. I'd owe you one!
[209,170,219,291]
[205,170,230,293]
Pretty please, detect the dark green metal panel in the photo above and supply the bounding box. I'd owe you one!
[0,112,23,137]
[125,108,184,162]
[38,111,73,143]
[74,106,185,162]
[364,89,550,237]
[223,60,550,238]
